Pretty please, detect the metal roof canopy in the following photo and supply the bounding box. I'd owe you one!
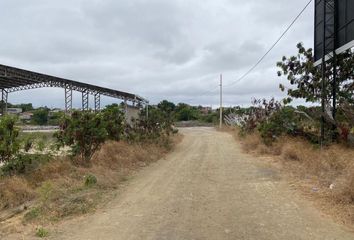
[0,64,148,104]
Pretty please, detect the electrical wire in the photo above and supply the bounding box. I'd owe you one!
[184,0,313,103]
[224,0,313,88]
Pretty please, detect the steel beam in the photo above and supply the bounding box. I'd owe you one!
[65,84,73,114]
[82,90,89,111]
[94,92,101,112]
[0,64,149,107]
[1,89,8,115]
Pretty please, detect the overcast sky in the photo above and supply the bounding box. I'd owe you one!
[0,0,314,108]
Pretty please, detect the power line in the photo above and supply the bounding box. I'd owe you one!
[185,0,313,103]
[225,0,313,88]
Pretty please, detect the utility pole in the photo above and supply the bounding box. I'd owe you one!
[146,102,149,120]
[320,0,327,146]
[332,0,339,140]
[219,74,223,129]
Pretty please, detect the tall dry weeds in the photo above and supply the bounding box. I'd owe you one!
[0,176,36,209]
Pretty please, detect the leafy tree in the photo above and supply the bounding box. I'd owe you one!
[0,102,34,112]
[0,116,20,163]
[277,42,354,104]
[277,43,354,142]
[101,104,125,141]
[127,101,176,143]
[157,100,176,116]
[55,111,107,166]
[48,111,65,125]
[13,103,34,112]
[175,103,199,121]
[239,98,282,134]
[258,107,301,144]
[32,108,49,125]
[200,111,218,123]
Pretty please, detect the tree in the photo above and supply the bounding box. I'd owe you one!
[277,42,354,104]
[277,43,354,141]
[101,104,125,141]
[258,106,301,144]
[175,103,199,121]
[14,103,34,112]
[55,111,107,166]
[157,100,176,115]
[32,108,49,125]
[0,116,20,163]
[48,111,65,125]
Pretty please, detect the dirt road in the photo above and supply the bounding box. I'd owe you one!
[41,128,354,239]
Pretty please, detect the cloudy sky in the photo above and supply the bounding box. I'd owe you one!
[0,0,314,108]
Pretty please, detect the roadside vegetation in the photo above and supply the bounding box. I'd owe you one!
[154,100,220,126]
[227,43,354,225]
[0,102,180,236]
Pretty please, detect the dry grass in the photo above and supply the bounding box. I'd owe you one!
[236,131,354,224]
[240,133,262,153]
[0,134,182,228]
[0,176,36,210]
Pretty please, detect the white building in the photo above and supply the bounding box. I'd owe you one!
[7,108,22,114]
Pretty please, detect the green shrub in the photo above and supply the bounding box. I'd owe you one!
[55,111,107,166]
[0,116,20,163]
[0,154,51,176]
[32,108,49,126]
[239,98,282,134]
[128,105,175,143]
[175,104,200,121]
[84,174,97,187]
[36,227,49,238]
[22,135,35,152]
[258,107,300,144]
[37,140,46,152]
[101,104,125,141]
[54,103,175,166]
[24,207,41,222]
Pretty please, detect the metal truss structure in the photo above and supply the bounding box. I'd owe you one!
[1,89,8,115]
[65,84,73,113]
[82,90,89,111]
[94,92,101,112]
[0,64,148,114]
[322,0,336,60]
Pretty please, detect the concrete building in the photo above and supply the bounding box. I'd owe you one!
[7,108,22,114]
[19,112,34,121]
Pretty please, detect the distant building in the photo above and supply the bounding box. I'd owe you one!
[49,108,63,117]
[19,112,34,121]
[199,106,212,115]
[7,108,22,114]
[50,108,62,113]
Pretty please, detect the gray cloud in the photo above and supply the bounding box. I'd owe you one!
[0,0,314,107]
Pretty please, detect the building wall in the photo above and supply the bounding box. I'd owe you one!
[125,105,140,125]
[7,108,22,114]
